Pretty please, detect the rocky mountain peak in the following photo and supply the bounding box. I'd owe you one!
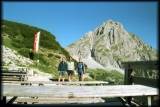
[66,20,157,73]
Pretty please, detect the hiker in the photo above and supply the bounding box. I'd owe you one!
[76,58,85,81]
[67,57,75,82]
[58,57,68,82]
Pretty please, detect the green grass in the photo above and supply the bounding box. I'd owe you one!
[86,68,124,85]
[2,34,17,50]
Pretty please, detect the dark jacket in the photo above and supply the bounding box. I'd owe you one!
[58,61,68,71]
[76,62,85,73]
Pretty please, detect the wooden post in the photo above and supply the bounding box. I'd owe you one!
[124,64,133,85]
[2,96,6,104]
[124,64,133,106]
[147,96,152,107]
[20,75,23,81]
[7,96,18,104]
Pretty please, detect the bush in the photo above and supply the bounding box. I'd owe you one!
[48,53,54,58]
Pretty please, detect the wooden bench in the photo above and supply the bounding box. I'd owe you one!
[2,84,158,106]
[2,71,28,81]
[1,66,28,81]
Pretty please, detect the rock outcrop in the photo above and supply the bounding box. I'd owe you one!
[2,45,33,68]
[2,45,52,81]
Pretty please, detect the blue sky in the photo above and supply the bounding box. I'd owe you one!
[3,2,158,49]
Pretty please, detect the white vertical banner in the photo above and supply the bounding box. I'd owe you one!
[33,31,40,53]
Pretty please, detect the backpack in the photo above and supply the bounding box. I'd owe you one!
[77,62,84,69]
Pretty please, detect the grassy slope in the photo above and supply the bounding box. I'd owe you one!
[2,20,70,77]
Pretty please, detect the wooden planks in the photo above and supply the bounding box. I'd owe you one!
[1,71,27,81]
[2,81,109,86]
[3,84,158,98]
[14,97,105,104]
[2,73,27,76]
